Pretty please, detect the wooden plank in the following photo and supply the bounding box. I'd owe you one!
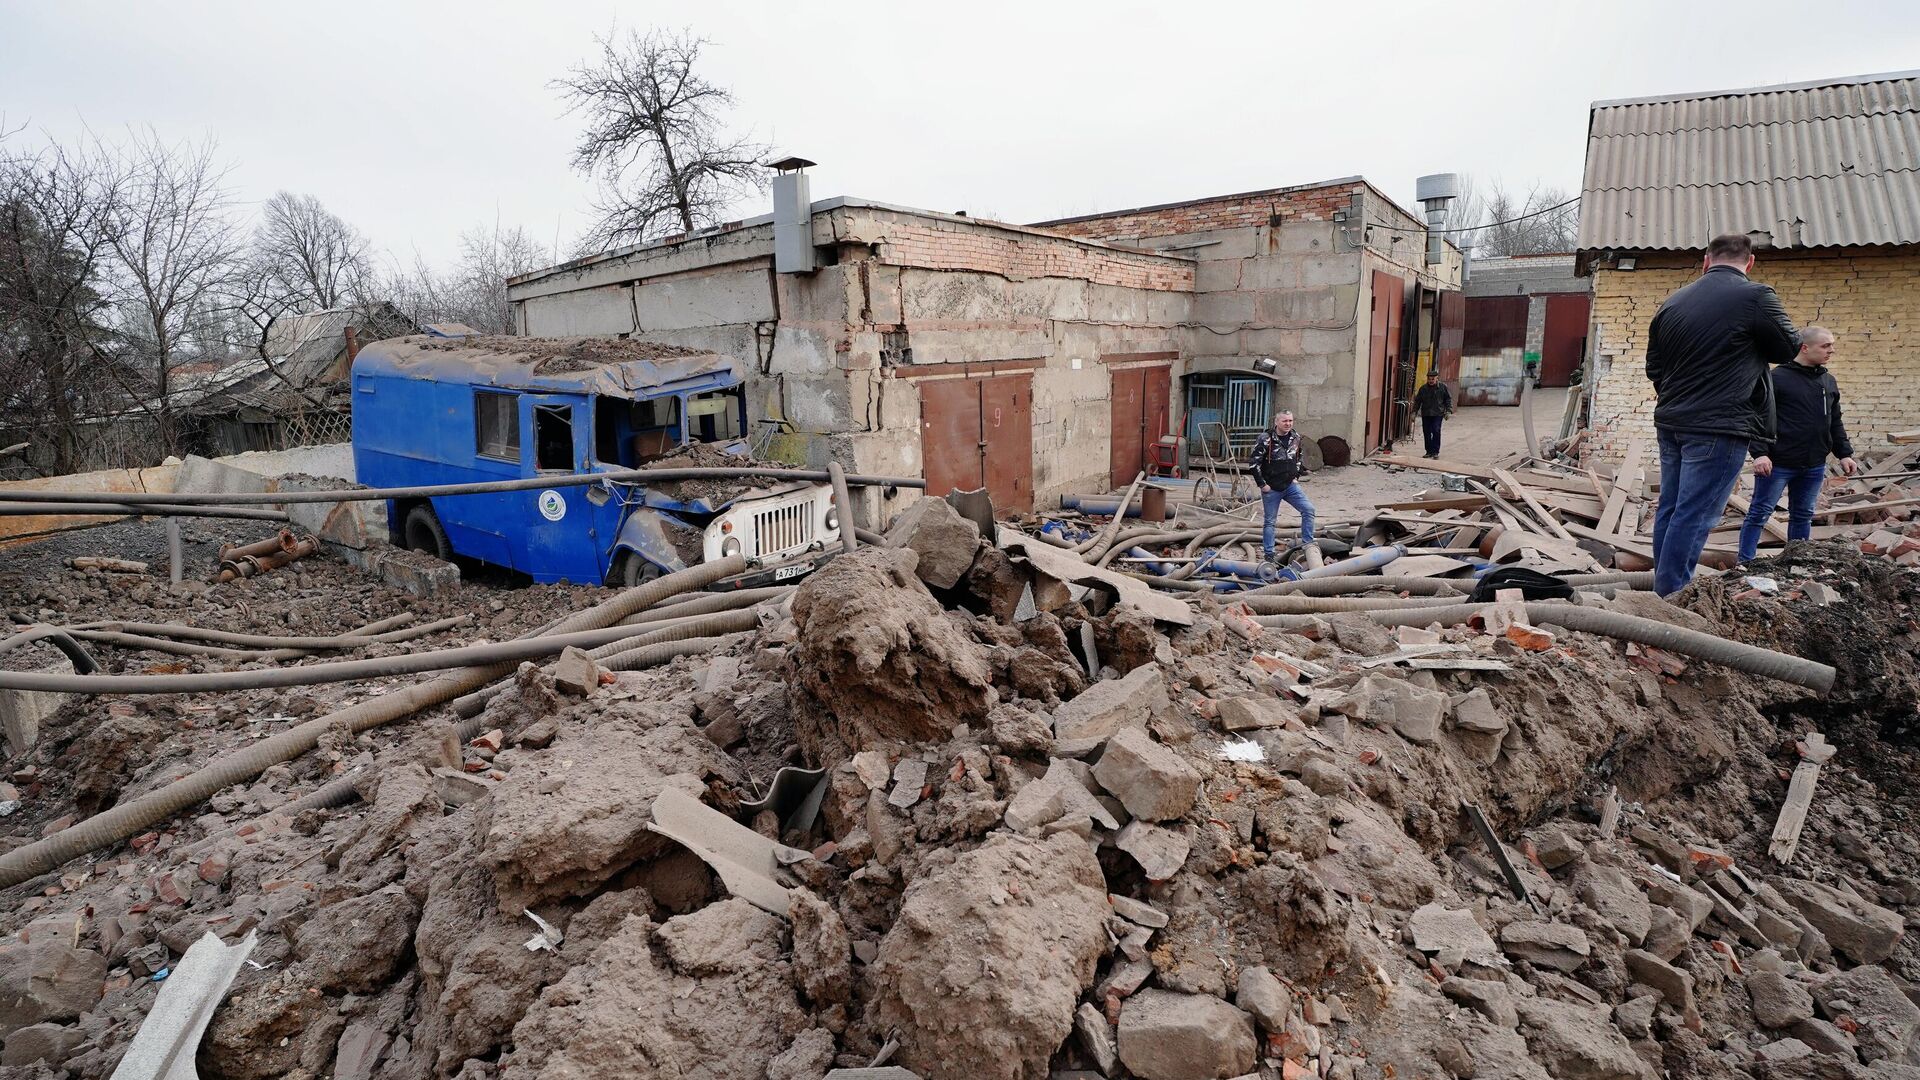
[1769,732,1836,865]
[1516,468,1611,495]
[1531,490,1607,519]
[1888,428,1920,444]
[1376,494,1490,512]
[1390,554,1473,577]
[1375,455,1498,481]
[1466,480,1539,535]
[1811,495,1920,518]
[1597,438,1645,536]
[1494,468,1575,541]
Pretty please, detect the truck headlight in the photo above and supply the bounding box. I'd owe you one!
[824,506,839,531]
[722,537,742,558]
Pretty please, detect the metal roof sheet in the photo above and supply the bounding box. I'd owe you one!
[1578,72,1920,252]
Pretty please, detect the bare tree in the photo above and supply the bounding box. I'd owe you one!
[109,131,240,456]
[253,191,371,310]
[384,220,548,334]
[1441,174,1487,255]
[554,28,770,249]
[0,132,131,474]
[1478,182,1579,257]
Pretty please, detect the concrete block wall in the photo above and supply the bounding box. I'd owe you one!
[1587,248,1920,461]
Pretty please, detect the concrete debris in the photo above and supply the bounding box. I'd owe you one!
[1050,662,1169,753]
[1115,820,1191,880]
[0,940,108,1036]
[1408,903,1501,967]
[552,646,604,697]
[1116,988,1257,1080]
[1327,673,1447,744]
[1771,876,1906,964]
[1747,969,1815,1029]
[1216,693,1291,732]
[1810,964,1920,1064]
[887,495,982,590]
[105,931,256,1080]
[646,787,804,916]
[1109,893,1169,929]
[1499,920,1592,972]
[1233,965,1291,1033]
[1090,727,1200,821]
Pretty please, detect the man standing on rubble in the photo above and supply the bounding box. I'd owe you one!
[1252,410,1315,564]
[1737,326,1859,562]
[1412,369,1454,459]
[1645,233,1802,595]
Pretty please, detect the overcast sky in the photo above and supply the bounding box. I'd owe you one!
[6,0,1917,276]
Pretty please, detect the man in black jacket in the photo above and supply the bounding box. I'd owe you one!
[1412,370,1453,458]
[1250,410,1315,561]
[1644,233,1802,595]
[1737,326,1858,561]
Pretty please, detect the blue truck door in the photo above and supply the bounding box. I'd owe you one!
[509,394,606,584]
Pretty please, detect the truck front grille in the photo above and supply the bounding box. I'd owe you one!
[752,502,814,558]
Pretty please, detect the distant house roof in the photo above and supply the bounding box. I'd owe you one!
[181,302,416,418]
[1577,70,1920,256]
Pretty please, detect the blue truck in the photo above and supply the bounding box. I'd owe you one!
[350,335,841,586]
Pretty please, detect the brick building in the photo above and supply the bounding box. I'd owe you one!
[1577,71,1920,460]
[505,177,1459,522]
[1459,254,1592,404]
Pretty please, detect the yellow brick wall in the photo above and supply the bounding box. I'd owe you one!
[1587,248,1920,461]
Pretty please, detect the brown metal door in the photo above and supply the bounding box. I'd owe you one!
[1464,295,1529,352]
[1540,293,1591,387]
[1436,290,1465,383]
[919,378,983,498]
[1108,367,1145,489]
[1143,365,1171,468]
[980,373,1034,512]
[1367,271,1403,453]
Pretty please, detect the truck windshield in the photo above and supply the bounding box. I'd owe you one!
[687,388,743,443]
[593,395,681,466]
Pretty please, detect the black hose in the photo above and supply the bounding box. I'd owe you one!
[0,467,925,507]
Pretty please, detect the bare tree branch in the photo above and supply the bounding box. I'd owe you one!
[253,191,372,310]
[553,27,771,250]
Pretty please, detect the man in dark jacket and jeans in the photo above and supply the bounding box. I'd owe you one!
[1737,326,1858,561]
[1251,410,1315,561]
[1645,233,1802,595]
[1412,370,1453,458]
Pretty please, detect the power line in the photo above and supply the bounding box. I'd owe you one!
[1368,196,1582,235]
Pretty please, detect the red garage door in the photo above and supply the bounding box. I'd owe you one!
[918,373,1034,512]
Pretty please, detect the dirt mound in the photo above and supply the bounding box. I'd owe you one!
[787,547,995,761]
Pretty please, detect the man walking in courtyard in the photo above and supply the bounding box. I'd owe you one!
[1252,410,1315,563]
[1737,326,1858,562]
[1645,233,1802,596]
[1413,369,1453,459]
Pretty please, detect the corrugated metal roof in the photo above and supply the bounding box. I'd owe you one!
[1577,71,1920,252]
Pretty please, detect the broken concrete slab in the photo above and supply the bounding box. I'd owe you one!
[1514,996,1657,1080]
[1327,674,1447,744]
[887,496,981,590]
[552,646,603,697]
[1498,921,1591,973]
[1409,903,1501,967]
[1051,663,1169,751]
[888,758,930,809]
[1004,759,1119,835]
[1448,687,1506,734]
[1623,949,1695,1016]
[1233,965,1291,1033]
[1771,877,1905,965]
[1217,694,1291,732]
[0,1021,85,1068]
[1115,820,1191,881]
[1117,988,1257,1080]
[1109,893,1169,929]
[101,931,256,1080]
[646,787,806,917]
[1748,970,1815,1029]
[1091,727,1200,822]
[997,530,1192,626]
[1075,1002,1119,1076]
[0,940,108,1037]
[1441,977,1519,1029]
[1810,963,1920,1064]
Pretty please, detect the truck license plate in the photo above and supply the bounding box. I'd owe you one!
[773,563,810,581]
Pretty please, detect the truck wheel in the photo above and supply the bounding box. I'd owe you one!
[611,550,663,588]
[403,505,452,561]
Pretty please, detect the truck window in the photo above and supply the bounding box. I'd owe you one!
[534,404,574,471]
[593,395,680,465]
[687,388,743,443]
[475,391,521,461]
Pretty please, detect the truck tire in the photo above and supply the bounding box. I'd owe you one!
[403,505,452,562]
[611,549,663,588]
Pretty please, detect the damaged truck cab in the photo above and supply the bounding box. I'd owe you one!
[350,335,840,586]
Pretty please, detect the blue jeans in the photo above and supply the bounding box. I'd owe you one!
[1650,429,1750,596]
[1262,482,1315,557]
[1737,464,1825,562]
[1422,415,1444,457]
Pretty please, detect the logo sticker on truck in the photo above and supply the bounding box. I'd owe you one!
[537,490,566,522]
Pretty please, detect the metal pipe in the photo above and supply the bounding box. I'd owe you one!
[259,612,422,663]
[83,615,470,652]
[1059,495,1144,519]
[219,530,297,562]
[0,555,747,888]
[216,537,319,583]
[166,518,183,584]
[1293,544,1407,580]
[0,468,927,507]
[828,461,858,554]
[0,502,291,522]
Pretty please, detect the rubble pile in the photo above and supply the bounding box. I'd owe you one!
[2,505,1917,1080]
